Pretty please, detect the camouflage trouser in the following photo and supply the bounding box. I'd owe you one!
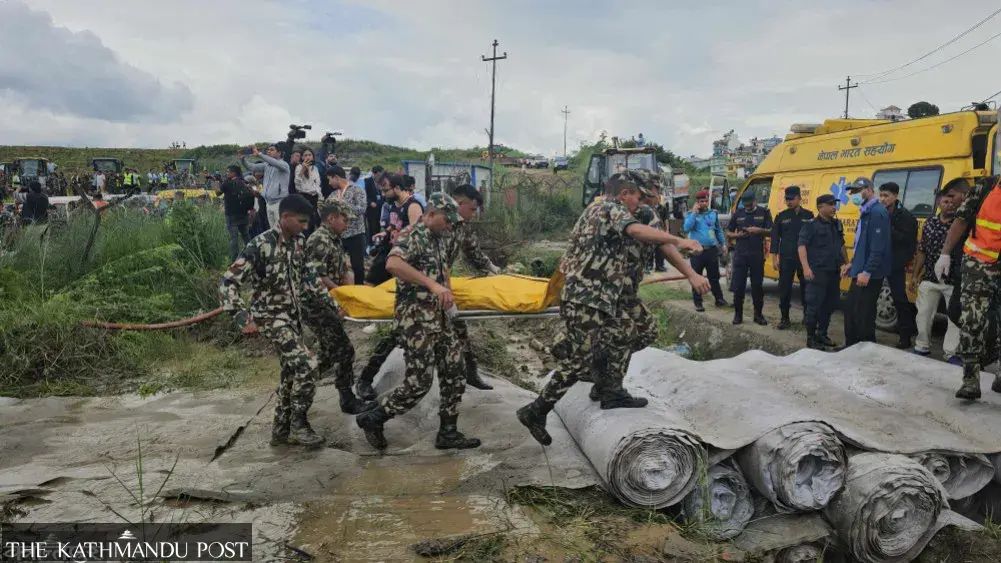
[959,258,1001,366]
[381,303,466,418]
[540,302,627,407]
[360,324,400,383]
[619,295,658,352]
[453,319,477,372]
[301,305,356,389]
[258,319,319,439]
[362,319,474,383]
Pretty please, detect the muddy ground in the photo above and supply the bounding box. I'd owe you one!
[3,270,1001,561]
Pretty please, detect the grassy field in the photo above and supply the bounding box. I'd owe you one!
[0,140,530,178]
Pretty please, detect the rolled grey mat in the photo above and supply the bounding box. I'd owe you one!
[737,422,847,512]
[681,462,754,540]
[775,544,824,563]
[554,385,707,508]
[909,451,994,499]
[823,453,947,562]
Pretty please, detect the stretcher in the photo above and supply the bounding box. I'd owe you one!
[333,273,564,323]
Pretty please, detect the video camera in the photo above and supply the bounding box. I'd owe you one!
[288,124,312,140]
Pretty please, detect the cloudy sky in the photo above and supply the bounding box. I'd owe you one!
[1,0,999,157]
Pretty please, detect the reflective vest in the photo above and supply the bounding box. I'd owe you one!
[11,174,20,188]
[123,173,135,186]
[964,182,1001,263]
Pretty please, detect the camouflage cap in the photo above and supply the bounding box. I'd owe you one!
[321,198,357,220]
[610,170,655,198]
[427,192,463,223]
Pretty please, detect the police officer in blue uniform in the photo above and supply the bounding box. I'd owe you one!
[798,194,850,350]
[771,186,814,329]
[727,191,773,325]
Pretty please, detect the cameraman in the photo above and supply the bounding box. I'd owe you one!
[240,144,290,228]
[363,165,385,247]
[317,133,339,198]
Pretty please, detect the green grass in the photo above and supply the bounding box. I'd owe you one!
[0,202,240,397]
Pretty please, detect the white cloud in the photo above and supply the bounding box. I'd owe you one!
[5,0,1000,158]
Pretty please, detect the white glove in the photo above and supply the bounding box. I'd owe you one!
[488,263,502,275]
[934,254,951,283]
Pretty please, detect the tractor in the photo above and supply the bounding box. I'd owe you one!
[168,159,199,188]
[90,157,125,193]
[581,146,661,206]
[10,157,54,193]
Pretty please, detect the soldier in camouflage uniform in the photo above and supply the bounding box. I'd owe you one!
[940,176,1001,399]
[517,172,710,446]
[356,193,482,451]
[302,199,376,414]
[354,184,501,400]
[219,194,331,448]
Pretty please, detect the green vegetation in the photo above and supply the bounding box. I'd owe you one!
[0,139,529,178]
[0,201,240,397]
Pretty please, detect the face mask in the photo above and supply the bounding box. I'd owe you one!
[850,193,864,206]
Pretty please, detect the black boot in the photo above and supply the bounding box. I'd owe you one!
[338,387,377,415]
[806,334,825,351]
[817,333,838,349]
[434,415,481,450]
[464,353,493,390]
[993,373,1001,394]
[269,426,288,447]
[753,306,767,326]
[288,414,324,448]
[895,335,913,350]
[355,377,377,401]
[732,303,744,325]
[599,388,649,410]
[956,363,982,400]
[715,297,729,308]
[777,310,791,330]
[356,405,391,450]
[588,384,601,401]
[517,399,553,446]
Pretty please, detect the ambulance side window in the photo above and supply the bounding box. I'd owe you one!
[872,168,941,219]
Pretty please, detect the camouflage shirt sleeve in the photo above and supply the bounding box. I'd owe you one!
[957,180,992,222]
[305,231,333,282]
[606,201,640,238]
[219,241,258,328]
[300,236,342,314]
[460,225,494,273]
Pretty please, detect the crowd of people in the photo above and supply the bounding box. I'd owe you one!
[217,161,711,449]
[682,174,1000,400]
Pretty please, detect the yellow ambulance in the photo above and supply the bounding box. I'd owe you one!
[731,109,999,329]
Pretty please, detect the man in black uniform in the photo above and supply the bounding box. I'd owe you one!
[880,181,919,349]
[770,186,813,329]
[798,194,850,350]
[727,191,773,325]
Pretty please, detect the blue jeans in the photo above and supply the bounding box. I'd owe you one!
[226,215,251,262]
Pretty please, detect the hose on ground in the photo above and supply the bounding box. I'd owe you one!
[82,307,224,331]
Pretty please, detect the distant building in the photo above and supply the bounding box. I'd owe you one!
[876,105,904,121]
[684,155,712,171]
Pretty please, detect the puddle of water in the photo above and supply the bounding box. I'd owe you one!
[292,456,539,561]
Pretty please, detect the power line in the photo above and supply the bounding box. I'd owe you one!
[857,7,1001,81]
[982,88,1001,103]
[857,88,880,115]
[862,28,1001,85]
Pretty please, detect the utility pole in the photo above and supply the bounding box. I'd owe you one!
[561,105,570,157]
[838,76,858,119]
[482,39,507,206]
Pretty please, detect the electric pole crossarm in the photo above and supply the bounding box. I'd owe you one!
[838,76,858,119]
